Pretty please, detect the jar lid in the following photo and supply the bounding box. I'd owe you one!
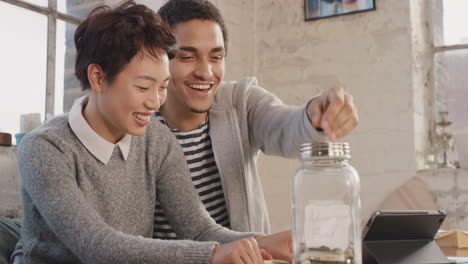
[300,142,350,159]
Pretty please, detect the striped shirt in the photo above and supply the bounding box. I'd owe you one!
[153,112,230,239]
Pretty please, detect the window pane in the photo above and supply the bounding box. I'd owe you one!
[58,0,105,20]
[55,20,86,115]
[0,2,47,137]
[433,0,468,46]
[23,0,48,7]
[435,49,468,133]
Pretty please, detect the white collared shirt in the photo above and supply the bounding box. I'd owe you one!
[68,96,132,164]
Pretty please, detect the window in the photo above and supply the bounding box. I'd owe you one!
[0,0,104,140]
[431,0,468,164]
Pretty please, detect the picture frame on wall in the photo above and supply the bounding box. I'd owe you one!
[305,0,376,21]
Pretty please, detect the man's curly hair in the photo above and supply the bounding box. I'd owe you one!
[158,0,228,53]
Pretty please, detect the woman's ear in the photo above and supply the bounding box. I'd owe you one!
[87,64,106,93]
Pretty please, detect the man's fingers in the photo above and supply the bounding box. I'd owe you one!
[329,93,354,131]
[333,111,359,140]
[308,87,358,140]
[332,98,359,140]
[321,88,345,134]
[307,98,324,129]
[322,89,359,141]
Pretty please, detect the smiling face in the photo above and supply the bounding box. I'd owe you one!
[86,47,170,143]
[166,19,225,115]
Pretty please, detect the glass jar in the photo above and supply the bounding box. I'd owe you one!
[292,142,362,264]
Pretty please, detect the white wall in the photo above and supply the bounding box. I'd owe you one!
[246,0,430,232]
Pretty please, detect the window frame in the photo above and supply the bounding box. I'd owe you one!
[1,0,81,119]
[428,0,468,164]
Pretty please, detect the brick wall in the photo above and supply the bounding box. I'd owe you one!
[422,168,468,230]
[251,0,431,232]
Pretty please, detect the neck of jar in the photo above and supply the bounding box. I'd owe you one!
[301,156,349,167]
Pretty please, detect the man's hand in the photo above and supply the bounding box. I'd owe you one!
[307,87,358,141]
[211,237,272,264]
[255,231,292,264]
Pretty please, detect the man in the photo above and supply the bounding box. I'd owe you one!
[153,0,359,239]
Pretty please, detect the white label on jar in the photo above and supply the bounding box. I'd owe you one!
[304,201,351,251]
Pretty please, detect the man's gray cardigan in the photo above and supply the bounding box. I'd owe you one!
[209,77,321,234]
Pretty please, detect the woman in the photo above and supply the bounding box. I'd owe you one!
[11,1,288,263]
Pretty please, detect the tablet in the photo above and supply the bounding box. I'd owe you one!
[362,210,449,264]
[363,210,446,241]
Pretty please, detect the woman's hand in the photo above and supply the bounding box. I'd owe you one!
[211,237,272,264]
[255,230,292,264]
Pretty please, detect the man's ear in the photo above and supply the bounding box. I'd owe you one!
[87,64,106,93]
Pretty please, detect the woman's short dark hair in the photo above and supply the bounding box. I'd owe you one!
[157,0,228,53]
[74,0,177,90]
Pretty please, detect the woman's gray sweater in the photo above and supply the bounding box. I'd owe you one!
[15,115,253,263]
